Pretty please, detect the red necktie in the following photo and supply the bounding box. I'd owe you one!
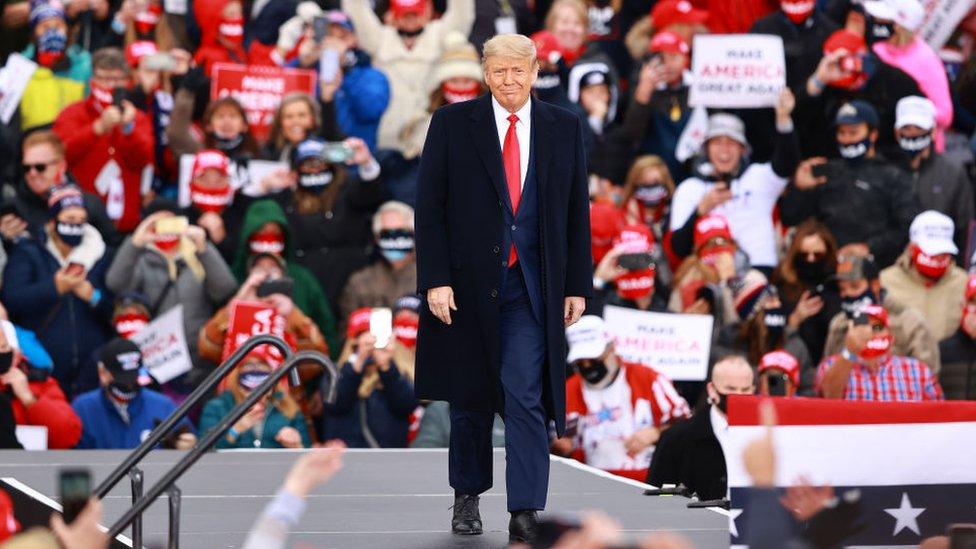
[504,113,521,267]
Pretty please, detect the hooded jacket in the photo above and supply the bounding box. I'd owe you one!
[0,226,113,397]
[822,292,941,375]
[879,249,968,341]
[231,200,339,355]
[105,236,239,369]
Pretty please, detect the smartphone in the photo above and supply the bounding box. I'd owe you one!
[319,48,341,84]
[312,15,329,43]
[370,307,393,349]
[155,216,188,235]
[811,163,830,179]
[319,142,353,164]
[256,276,295,299]
[763,372,789,397]
[112,87,126,108]
[948,523,976,549]
[59,468,91,524]
[617,252,654,271]
[808,283,825,300]
[142,52,175,72]
[66,262,85,276]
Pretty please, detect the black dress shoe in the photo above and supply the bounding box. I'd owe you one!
[508,509,539,544]
[452,494,483,535]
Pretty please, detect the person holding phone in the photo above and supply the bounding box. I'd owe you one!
[105,205,238,389]
[1,184,113,398]
[53,47,154,233]
[323,307,418,448]
[199,346,311,449]
[592,224,668,313]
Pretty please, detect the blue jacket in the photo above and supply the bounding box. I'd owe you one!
[334,51,389,152]
[1,233,113,398]
[323,362,418,448]
[72,388,191,449]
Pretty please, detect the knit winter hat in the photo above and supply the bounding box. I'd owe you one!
[431,31,483,90]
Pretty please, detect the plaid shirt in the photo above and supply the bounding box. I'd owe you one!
[816,354,944,402]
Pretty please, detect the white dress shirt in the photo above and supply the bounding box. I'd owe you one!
[709,405,732,499]
[491,95,531,192]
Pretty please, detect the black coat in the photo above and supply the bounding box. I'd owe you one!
[646,408,727,501]
[938,330,976,400]
[0,178,121,248]
[414,95,593,435]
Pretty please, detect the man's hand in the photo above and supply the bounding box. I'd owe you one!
[275,426,304,449]
[174,432,197,450]
[427,286,456,325]
[282,440,346,498]
[120,100,137,126]
[774,88,795,125]
[0,213,28,241]
[594,246,626,284]
[812,49,847,88]
[264,293,295,318]
[185,225,208,253]
[197,212,226,244]
[72,278,95,303]
[794,157,828,190]
[50,498,108,549]
[1,364,36,407]
[696,185,733,216]
[94,105,123,135]
[345,137,373,167]
[564,296,585,327]
[844,322,872,357]
[623,426,660,457]
[742,399,777,487]
[54,267,82,295]
[780,476,835,522]
[131,211,171,247]
[234,270,268,301]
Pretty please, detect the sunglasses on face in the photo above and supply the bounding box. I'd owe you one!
[22,162,54,174]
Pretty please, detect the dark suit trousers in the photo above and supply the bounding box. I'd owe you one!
[449,265,549,511]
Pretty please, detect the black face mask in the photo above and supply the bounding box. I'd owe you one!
[838,136,871,163]
[841,289,875,318]
[0,351,13,375]
[898,134,932,159]
[210,132,245,152]
[298,170,334,193]
[397,27,424,38]
[867,19,894,44]
[579,360,610,385]
[793,257,832,286]
[56,222,84,247]
[763,307,787,343]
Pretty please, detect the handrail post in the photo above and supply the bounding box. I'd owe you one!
[93,334,293,499]
[167,485,181,549]
[107,351,337,539]
[129,468,143,549]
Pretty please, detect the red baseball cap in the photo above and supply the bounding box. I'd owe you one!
[590,202,625,264]
[694,214,732,249]
[612,224,655,253]
[650,0,708,29]
[759,350,800,387]
[125,40,158,68]
[649,30,690,55]
[823,29,866,55]
[860,304,890,327]
[347,307,373,339]
[192,149,231,179]
[532,30,562,64]
[390,0,427,18]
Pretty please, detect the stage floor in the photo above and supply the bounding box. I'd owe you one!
[1,449,730,548]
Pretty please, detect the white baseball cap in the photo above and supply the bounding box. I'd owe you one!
[704,113,747,147]
[566,315,610,363]
[895,96,936,130]
[909,210,958,256]
[863,0,924,32]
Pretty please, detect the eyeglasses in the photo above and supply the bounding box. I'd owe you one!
[22,162,54,174]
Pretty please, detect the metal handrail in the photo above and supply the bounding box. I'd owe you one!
[93,334,296,499]
[106,350,339,541]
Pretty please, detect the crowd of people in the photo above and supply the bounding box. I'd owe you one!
[0,0,973,538]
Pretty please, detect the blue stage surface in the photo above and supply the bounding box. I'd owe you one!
[1,448,730,548]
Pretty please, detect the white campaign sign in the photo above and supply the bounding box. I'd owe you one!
[918,0,976,50]
[689,34,786,109]
[131,305,192,384]
[603,305,712,381]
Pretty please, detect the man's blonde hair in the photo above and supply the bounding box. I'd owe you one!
[482,33,537,68]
